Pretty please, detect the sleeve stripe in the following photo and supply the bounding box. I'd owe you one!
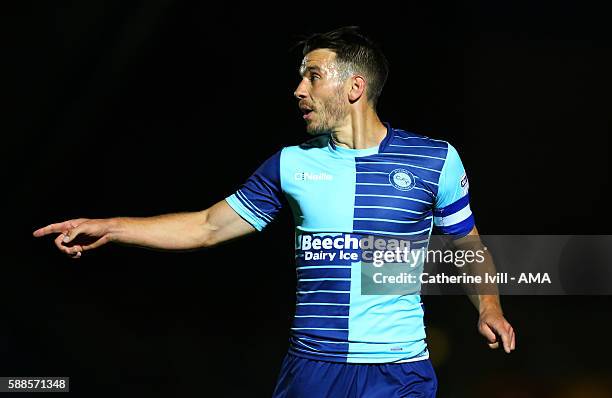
[433,203,472,227]
[236,190,274,223]
[435,215,475,237]
[235,191,267,222]
[433,192,470,217]
[225,194,266,231]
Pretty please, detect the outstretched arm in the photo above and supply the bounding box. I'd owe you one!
[452,225,516,354]
[32,200,255,258]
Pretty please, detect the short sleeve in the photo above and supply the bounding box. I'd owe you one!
[433,143,475,237]
[225,150,284,231]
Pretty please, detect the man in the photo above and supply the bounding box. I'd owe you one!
[34,26,515,397]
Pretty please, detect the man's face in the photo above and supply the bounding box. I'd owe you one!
[294,49,350,135]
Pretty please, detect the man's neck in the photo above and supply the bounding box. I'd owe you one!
[330,109,387,150]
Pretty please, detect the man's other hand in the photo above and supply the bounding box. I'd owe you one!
[478,306,516,354]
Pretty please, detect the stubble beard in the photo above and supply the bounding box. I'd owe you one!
[305,89,349,136]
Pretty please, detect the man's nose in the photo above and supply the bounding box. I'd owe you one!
[294,80,308,100]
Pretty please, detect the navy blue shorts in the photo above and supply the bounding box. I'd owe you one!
[271,353,438,398]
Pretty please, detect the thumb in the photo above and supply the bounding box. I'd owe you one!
[63,224,86,243]
[480,322,498,343]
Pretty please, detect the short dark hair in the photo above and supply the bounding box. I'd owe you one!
[299,26,389,107]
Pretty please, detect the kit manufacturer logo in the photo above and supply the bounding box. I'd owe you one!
[294,171,334,181]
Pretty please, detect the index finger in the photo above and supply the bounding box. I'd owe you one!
[33,218,88,237]
[33,221,73,237]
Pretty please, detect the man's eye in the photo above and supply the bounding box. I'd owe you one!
[310,75,320,82]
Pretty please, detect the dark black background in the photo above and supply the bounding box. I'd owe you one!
[5,1,612,397]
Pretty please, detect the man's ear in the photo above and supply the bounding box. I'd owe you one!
[348,75,366,103]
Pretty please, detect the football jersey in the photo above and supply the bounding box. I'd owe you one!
[225,123,474,363]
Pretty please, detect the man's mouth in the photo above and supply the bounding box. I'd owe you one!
[300,106,314,120]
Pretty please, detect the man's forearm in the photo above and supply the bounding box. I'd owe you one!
[468,250,502,312]
[469,293,502,314]
[106,211,212,251]
[453,233,503,313]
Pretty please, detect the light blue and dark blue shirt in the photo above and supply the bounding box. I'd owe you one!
[226,123,474,363]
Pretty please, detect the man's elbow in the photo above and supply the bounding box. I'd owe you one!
[199,233,220,249]
[195,209,221,249]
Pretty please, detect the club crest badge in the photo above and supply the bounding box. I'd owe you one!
[389,169,416,191]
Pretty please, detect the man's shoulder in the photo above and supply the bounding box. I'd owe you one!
[298,134,331,150]
[258,134,330,164]
[278,134,331,157]
[388,127,450,149]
